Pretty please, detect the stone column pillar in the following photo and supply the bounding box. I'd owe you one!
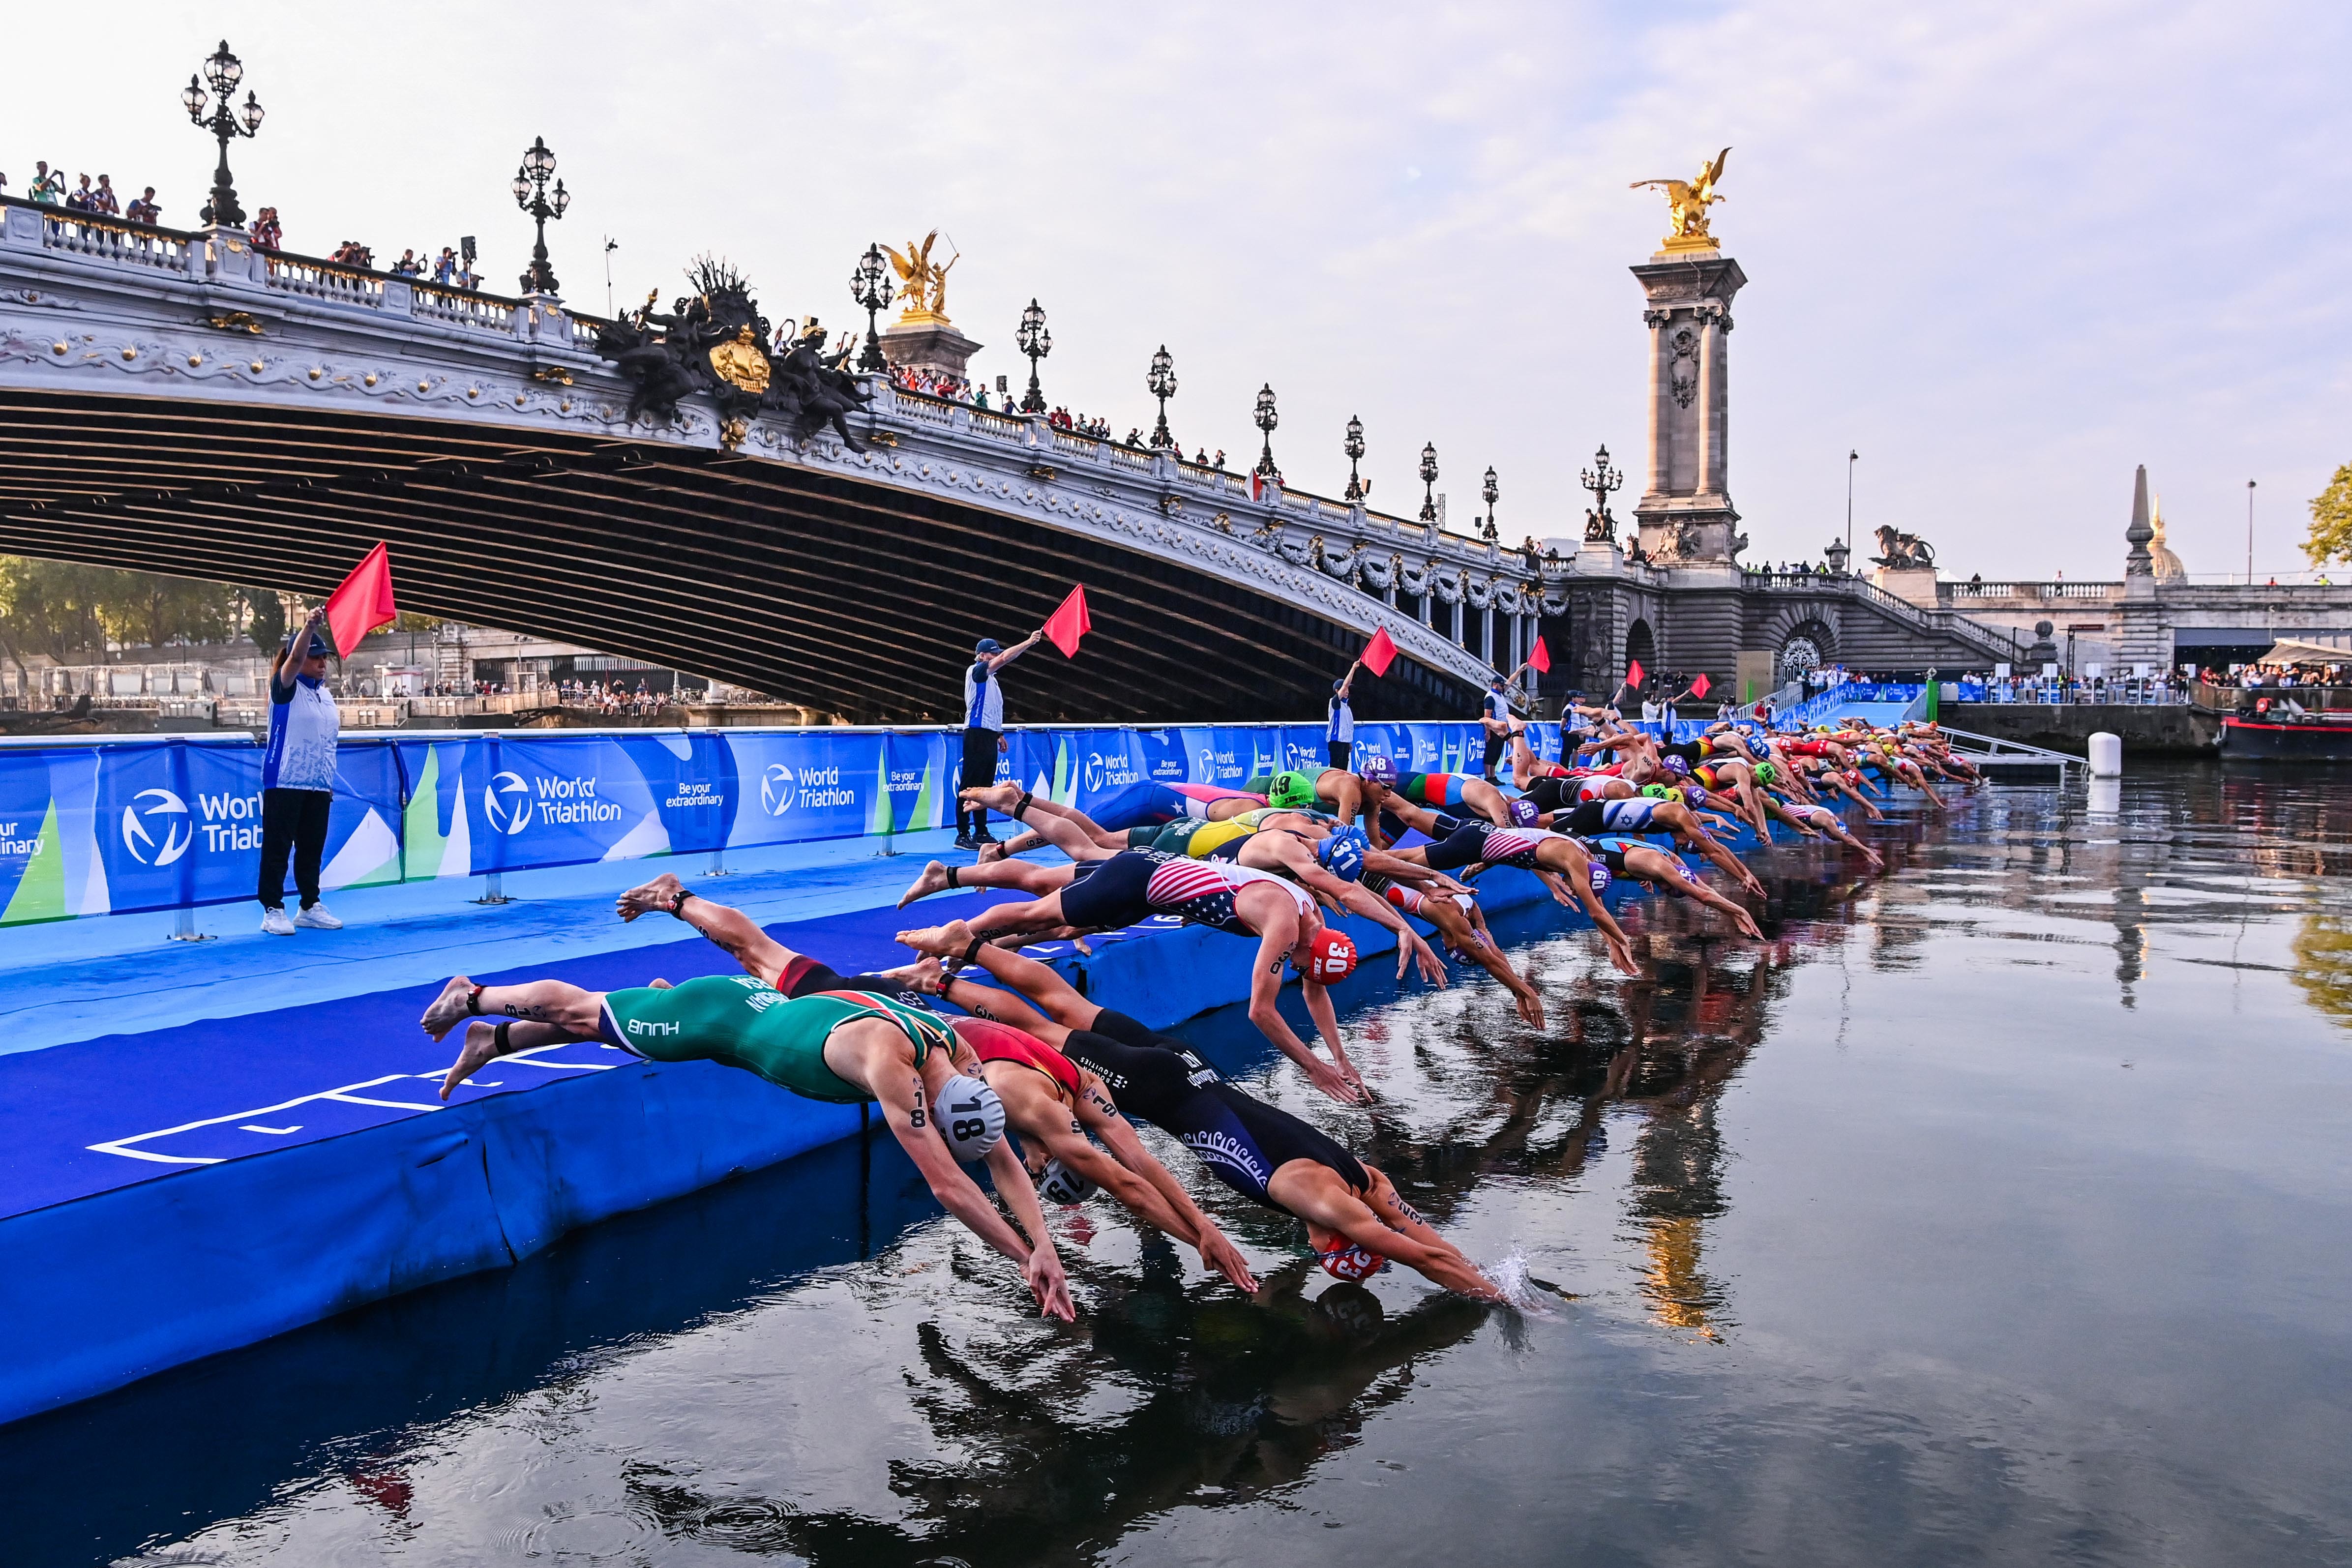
[1697,309,1723,497]
[1644,310,1671,494]
[1482,606,1494,665]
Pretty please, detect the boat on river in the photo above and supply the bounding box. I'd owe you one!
[2219,706,2352,759]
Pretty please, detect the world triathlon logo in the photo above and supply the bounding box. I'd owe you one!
[761,762,795,816]
[483,770,532,836]
[1082,750,1143,795]
[120,787,192,866]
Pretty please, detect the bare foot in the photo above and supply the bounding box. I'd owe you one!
[1073,936,1095,956]
[896,917,976,958]
[441,1019,504,1100]
[903,954,948,995]
[897,859,952,910]
[976,839,1009,864]
[420,975,477,1040]
[616,871,685,922]
[959,782,1024,814]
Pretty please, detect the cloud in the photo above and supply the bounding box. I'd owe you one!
[18,0,2347,575]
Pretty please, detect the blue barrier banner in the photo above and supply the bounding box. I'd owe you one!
[3,720,1499,922]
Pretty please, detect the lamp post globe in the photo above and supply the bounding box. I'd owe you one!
[1343,414,1366,503]
[185,40,262,231]
[850,244,892,373]
[1418,442,1439,526]
[1015,299,1051,414]
[1253,384,1279,480]
[512,135,566,296]
[1146,345,1177,448]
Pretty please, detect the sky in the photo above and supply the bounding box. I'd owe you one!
[10,0,2346,580]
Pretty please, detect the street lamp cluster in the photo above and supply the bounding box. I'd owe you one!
[170,49,1514,517]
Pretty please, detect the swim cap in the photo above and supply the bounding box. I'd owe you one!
[1317,1238,1390,1281]
[1270,770,1319,810]
[1305,928,1358,982]
[1586,859,1613,896]
[1659,755,1692,778]
[1508,798,1539,827]
[1316,826,1369,882]
[935,1073,1006,1162]
[1358,754,1399,787]
[1038,1157,1096,1206]
[1639,782,1675,799]
[1752,760,1779,786]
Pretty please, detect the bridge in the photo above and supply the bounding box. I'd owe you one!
[0,198,2025,721]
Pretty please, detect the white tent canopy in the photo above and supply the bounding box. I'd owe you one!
[2257,635,2352,665]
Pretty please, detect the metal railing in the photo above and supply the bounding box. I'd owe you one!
[1935,723,2083,779]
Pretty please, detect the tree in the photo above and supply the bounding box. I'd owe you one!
[240,587,286,653]
[2307,463,2352,566]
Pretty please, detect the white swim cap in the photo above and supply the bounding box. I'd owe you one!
[935,1073,1005,1162]
[1038,1156,1097,1205]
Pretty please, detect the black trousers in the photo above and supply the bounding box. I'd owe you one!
[258,787,332,910]
[959,727,1000,836]
[1327,740,1351,769]
[1482,731,1507,779]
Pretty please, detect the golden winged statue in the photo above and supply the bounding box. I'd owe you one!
[1631,147,1731,252]
[881,231,959,324]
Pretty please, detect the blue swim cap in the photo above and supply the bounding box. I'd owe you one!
[1358,754,1398,787]
[1587,861,1613,896]
[1317,826,1369,882]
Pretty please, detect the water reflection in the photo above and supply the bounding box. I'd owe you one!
[13,765,2352,1567]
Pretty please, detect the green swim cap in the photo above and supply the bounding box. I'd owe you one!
[1752,760,1779,786]
[1269,770,1319,810]
[1639,782,1675,799]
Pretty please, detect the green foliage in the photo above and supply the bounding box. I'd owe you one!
[2306,463,2352,566]
[0,556,246,662]
[241,587,286,653]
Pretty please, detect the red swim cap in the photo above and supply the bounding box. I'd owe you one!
[1306,928,1357,982]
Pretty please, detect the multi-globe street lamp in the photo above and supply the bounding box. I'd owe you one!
[511,136,569,295]
[1146,345,1177,448]
[1581,444,1624,541]
[1342,415,1366,503]
[1253,385,1279,479]
[850,244,892,372]
[1015,299,1051,414]
[182,40,265,229]
[1482,465,1500,541]
[1419,442,1440,525]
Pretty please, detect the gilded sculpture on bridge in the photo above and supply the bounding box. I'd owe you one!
[593,256,868,450]
[1631,147,1730,253]
[881,232,957,325]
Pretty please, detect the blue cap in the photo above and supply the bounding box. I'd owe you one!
[306,632,333,659]
[976,637,1003,655]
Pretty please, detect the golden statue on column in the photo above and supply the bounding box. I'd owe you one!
[1631,148,1730,253]
[882,231,958,325]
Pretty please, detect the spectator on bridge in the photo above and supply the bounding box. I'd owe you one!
[125,186,160,225]
[91,174,119,216]
[1328,661,1359,768]
[958,628,1044,850]
[258,608,343,938]
[65,174,94,212]
[433,247,458,284]
[1213,449,1227,471]
[249,207,282,250]
[28,162,63,205]
[390,249,424,277]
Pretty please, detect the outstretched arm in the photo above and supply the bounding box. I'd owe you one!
[1247,928,1362,1104]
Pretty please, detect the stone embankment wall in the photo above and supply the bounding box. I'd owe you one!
[1951,704,2218,755]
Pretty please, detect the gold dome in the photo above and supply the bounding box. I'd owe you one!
[2150,494,2186,582]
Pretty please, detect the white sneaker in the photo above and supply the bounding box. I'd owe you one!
[294,902,343,930]
[261,907,297,936]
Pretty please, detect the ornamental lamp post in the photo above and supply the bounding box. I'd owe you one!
[183,40,264,230]
[1418,442,1439,525]
[850,244,891,373]
[1580,444,1624,542]
[512,135,567,296]
[1146,345,1177,448]
[1343,415,1366,503]
[1015,298,1051,413]
[1253,384,1279,479]
[1482,465,1499,541]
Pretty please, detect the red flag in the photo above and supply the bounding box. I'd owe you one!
[1625,657,1645,690]
[1249,471,1265,502]
[1362,626,1399,678]
[324,542,399,657]
[1042,584,1091,658]
[1690,672,1711,699]
[1528,635,1551,675]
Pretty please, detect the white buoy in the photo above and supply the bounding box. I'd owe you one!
[2088,732,2123,777]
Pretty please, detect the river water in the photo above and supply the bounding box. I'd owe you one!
[10,764,2350,1567]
